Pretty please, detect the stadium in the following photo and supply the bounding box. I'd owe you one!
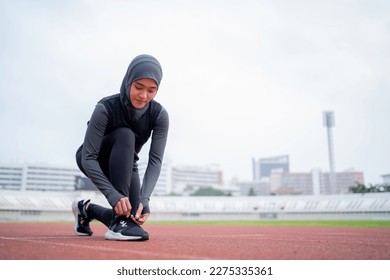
[1,190,389,222]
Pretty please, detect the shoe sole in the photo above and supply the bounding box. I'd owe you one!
[71,199,91,236]
[105,230,149,241]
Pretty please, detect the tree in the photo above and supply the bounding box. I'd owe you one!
[349,182,390,193]
[191,187,227,196]
[248,187,256,196]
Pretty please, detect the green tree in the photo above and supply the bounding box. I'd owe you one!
[191,187,227,196]
[248,187,256,196]
[349,182,390,193]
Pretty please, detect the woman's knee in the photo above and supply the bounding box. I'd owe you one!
[75,145,87,176]
[111,127,135,148]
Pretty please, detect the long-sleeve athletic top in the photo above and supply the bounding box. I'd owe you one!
[81,101,168,210]
[79,54,169,211]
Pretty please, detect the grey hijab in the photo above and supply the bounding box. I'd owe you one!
[119,54,163,120]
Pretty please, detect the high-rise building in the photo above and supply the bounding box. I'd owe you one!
[252,155,289,180]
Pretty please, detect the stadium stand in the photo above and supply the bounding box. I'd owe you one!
[0,190,389,222]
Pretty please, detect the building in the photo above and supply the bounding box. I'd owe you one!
[1,160,225,197]
[270,170,313,195]
[0,163,84,192]
[138,159,172,196]
[0,165,23,191]
[322,171,364,194]
[252,155,289,180]
[382,174,390,185]
[269,169,364,195]
[138,160,224,196]
[171,164,223,196]
[234,180,270,196]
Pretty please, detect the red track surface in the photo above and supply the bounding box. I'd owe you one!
[0,223,389,260]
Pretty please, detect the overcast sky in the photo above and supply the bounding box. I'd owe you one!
[1,0,389,184]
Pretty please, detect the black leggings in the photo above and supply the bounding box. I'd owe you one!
[76,127,141,227]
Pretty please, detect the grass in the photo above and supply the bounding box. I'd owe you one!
[149,220,390,228]
[4,220,390,228]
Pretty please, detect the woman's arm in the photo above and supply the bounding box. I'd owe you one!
[139,107,169,212]
[81,103,124,208]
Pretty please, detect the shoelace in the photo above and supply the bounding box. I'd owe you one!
[80,216,89,226]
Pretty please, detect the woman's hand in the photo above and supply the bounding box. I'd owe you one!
[114,197,131,218]
[131,203,150,225]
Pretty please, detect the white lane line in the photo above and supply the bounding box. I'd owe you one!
[0,236,211,259]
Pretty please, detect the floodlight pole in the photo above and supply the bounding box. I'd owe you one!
[323,111,336,194]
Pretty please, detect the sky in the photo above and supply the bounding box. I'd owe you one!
[0,0,389,184]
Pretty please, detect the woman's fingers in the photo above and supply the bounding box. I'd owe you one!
[115,197,131,217]
[130,203,150,225]
[137,213,150,225]
[135,203,143,219]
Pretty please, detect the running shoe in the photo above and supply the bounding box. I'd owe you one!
[105,215,149,241]
[72,199,93,236]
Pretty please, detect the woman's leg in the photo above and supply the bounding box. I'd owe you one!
[84,173,141,228]
[75,127,140,226]
[86,204,113,227]
[100,127,136,199]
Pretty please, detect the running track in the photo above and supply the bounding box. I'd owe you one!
[0,223,389,260]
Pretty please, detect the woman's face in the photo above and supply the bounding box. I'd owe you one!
[129,78,158,109]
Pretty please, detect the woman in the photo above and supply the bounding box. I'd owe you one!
[73,54,169,241]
